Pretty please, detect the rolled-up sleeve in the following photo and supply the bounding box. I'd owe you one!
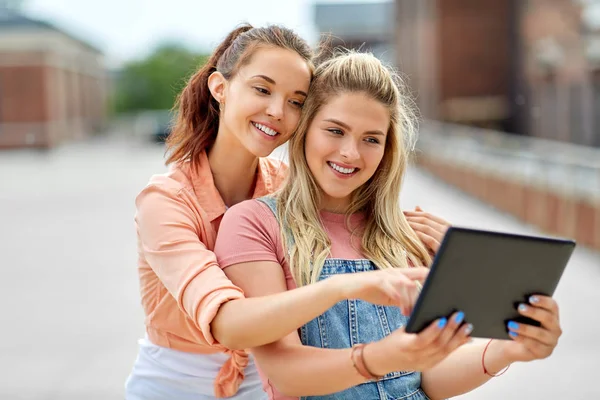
[135,182,244,345]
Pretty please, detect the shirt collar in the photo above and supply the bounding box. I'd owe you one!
[190,151,277,222]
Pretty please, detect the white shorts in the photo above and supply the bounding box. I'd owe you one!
[125,336,267,400]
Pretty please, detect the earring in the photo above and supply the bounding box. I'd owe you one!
[219,100,225,113]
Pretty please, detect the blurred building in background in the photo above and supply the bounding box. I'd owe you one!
[314,2,395,66]
[396,0,600,147]
[0,6,108,149]
[392,0,600,249]
[312,1,599,249]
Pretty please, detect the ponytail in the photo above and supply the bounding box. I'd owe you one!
[165,24,253,166]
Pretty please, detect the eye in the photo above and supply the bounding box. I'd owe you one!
[365,137,381,144]
[327,128,344,136]
[289,100,304,109]
[254,87,270,95]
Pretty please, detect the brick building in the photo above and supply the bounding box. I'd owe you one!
[0,7,108,149]
[395,0,600,147]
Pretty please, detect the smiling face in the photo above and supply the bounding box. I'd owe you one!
[216,46,311,157]
[304,91,390,213]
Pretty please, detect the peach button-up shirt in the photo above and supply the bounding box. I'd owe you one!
[134,150,287,397]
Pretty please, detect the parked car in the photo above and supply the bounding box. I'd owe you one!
[133,110,175,143]
[151,110,175,143]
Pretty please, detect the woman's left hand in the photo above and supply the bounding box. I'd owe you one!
[502,295,563,362]
[403,206,451,255]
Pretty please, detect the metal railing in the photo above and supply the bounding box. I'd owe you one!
[417,121,600,202]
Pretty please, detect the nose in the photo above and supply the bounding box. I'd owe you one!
[266,98,285,121]
[339,138,360,162]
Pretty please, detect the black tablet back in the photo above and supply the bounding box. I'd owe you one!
[405,227,576,339]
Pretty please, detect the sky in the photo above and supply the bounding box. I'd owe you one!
[22,0,382,67]
[19,0,600,68]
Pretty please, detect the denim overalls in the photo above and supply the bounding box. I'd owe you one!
[258,196,430,400]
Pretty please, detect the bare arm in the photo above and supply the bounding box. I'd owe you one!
[211,261,343,350]
[421,339,511,400]
[211,260,427,350]
[252,332,368,397]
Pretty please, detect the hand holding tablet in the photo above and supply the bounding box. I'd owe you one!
[405,227,575,340]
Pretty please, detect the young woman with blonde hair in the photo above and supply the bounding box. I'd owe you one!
[214,51,564,399]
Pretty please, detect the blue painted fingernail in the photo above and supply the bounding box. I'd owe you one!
[529,296,540,304]
[508,321,519,331]
[509,331,518,338]
[438,318,447,328]
[455,311,465,324]
[465,323,474,335]
[519,304,527,312]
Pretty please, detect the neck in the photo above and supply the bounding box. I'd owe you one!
[208,127,259,207]
[320,196,352,214]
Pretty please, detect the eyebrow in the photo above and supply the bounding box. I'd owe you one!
[251,75,308,97]
[323,118,386,136]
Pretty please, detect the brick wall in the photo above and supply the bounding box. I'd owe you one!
[0,31,108,149]
[395,0,514,128]
[0,62,49,147]
[437,0,512,100]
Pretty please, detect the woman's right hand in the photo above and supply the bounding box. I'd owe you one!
[364,311,473,375]
[330,267,429,316]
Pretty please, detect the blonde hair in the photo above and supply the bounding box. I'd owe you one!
[277,51,432,287]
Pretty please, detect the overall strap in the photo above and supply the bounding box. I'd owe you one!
[256,195,277,216]
[256,196,296,254]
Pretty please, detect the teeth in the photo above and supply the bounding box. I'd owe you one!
[328,162,356,175]
[253,122,278,136]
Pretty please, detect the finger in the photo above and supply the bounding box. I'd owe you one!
[385,274,416,310]
[430,311,467,351]
[527,295,560,318]
[410,317,449,349]
[415,206,423,212]
[399,267,430,283]
[385,269,419,289]
[403,284,421,316]
[427,323,474,362]
[408,220,446,241]
[404,211,451,227]
[407,220,448,245]
[406,215,447,231]
[507,331,555,360]
[380,279,411,306]
[517,303,561,332]
[446,322,474,350]
[506,320,557,347]
[413,229,443,252]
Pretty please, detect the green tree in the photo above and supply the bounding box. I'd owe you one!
[113,43,208,113]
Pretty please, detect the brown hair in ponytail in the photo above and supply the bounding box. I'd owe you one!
[165,24,313,167]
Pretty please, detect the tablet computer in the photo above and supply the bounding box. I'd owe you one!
[405,226,576,339]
